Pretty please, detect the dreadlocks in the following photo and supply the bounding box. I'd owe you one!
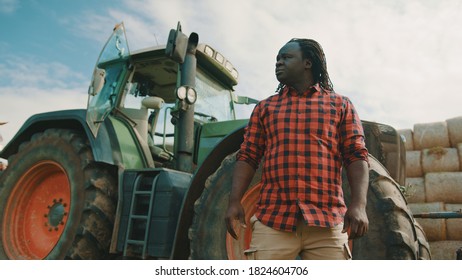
[275,38,334,93]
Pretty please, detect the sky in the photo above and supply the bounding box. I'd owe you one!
[1,0,462,151]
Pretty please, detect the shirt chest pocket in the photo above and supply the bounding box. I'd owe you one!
[326,106,340,135]
[311,101,340,139]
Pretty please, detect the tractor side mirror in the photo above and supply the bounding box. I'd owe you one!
[88,67,106,96]
[165,22,188,64]
[233,95,259,105]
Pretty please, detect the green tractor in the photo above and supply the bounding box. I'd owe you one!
[0,23,430,260]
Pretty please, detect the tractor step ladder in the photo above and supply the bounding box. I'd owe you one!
[122,174,159,259]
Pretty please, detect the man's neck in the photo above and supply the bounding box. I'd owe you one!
[292,81,315,95]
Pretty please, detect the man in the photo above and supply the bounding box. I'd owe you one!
[225,38,369,260]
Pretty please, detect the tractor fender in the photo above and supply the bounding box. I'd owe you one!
[171,125,246,259]
[0,109,122,166]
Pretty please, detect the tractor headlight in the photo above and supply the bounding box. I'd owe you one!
[176,86,197,104]
[176,86,187,100]
[186,87,197,104]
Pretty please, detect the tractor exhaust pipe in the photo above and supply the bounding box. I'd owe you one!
[176,32,199,172]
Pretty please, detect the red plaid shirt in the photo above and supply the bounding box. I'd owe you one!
[236,84,368,232]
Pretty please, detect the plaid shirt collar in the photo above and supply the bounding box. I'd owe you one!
[280,83,327,97]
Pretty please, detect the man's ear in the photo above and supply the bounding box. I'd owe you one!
[305,59,312,69]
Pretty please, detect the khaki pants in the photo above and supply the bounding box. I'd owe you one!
[245,215,352,260]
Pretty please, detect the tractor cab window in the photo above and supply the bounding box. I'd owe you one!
[194,69,234,123]
[151,69,235,150]
[87,63,125,118]
[117,53,237,159]
[86,23,130,137]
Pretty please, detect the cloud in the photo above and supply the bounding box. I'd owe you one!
[3,0,462,150]
[120,0,461,131]
[322,0,462,129]
[0,0,19,14]
[0,55,88,145]
[0,55,87,88]
[48,0,462,131]
[68,11,121,45]
[0,86,87,146]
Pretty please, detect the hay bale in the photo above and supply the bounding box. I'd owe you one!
[445,204,462,240]
[413,121,450,150]
[446,116,462,147]
[425,172,462,203]
[429,240,462,260]
[421,147,460,173]
[409,202,446,241]
[382,141,401,181]
[398,129,414,151]
[458,143,462,170]
[405,177,425,203]
[406,150,422,177]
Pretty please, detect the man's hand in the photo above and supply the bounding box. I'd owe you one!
[342,205,368,239]
[225,201,247,240]
[344,160,369,239]
[225,161,255,240]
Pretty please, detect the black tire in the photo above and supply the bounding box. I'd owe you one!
[342,155,431,259]
[0,129,117,259]
[190,152,431,259]
[189,153,237,259]
[190,152,263,259]
[414,218,432,259]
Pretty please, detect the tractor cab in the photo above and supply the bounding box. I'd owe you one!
[86,23,257,171]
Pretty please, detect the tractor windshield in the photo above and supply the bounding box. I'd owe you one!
[149,68,235,148]
[121,53,237,149]
[194,69,234,122]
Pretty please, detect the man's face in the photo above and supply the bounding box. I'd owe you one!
[275,41,311,86]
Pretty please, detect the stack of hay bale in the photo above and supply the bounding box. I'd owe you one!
[398,116,462,260]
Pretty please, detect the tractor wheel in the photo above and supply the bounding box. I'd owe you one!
[189,152,431,259]
[342,155,431,259]
[0,129,117,259]
[415,222,431,260]
[189,152,253,259]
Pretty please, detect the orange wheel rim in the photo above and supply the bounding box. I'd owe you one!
[2,161,71,259]
[226,183,261,260]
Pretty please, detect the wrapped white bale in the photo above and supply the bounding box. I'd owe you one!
[429,241,462,260]
[425,172,462,203]
[445,204,462,240]
[398,129,414,151]
[406,150,422,177]
[405,177,425,203]
[446,116,462,147]
[382,142,401,181]
[458,143,462,170]
[422,147,460,173]
[413,121,450,150]
[385,151,400,181]
[408,202,446,241]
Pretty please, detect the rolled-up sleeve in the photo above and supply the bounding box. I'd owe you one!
[339,97,369,166]
[236,102,266,169]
